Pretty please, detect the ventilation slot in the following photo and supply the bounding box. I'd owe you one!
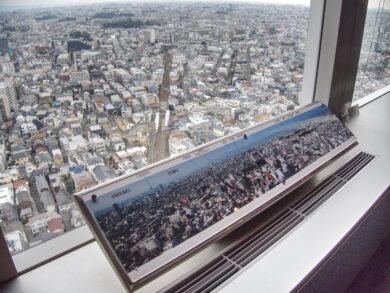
[226,210,302,268]
[176,256,239,293]
[162,152,374,293]
[334,151,375,181]
[292,175,348,216]
[292,151,375,215]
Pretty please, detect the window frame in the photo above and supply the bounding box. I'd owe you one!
[3,0,372,281]
[315,0,374,117]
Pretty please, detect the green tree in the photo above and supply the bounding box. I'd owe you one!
[61,174,75,194]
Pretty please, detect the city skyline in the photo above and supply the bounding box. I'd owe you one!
[0,0,311,10]
[2,0,390,11]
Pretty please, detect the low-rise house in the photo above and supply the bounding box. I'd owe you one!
[71,209,85,228]
[55,94,73,104]
[110,136,125,152]
[0,185,18,223]
[92,165,116,184]
[168,133,195,156]
[112,157,135,175]
[83,153,104,172]
[51,149,63,167]
[71,171,97,192]
[26,212,62,235]
[2,222,29,253]
[0,171,13,186]
[59,135,88,152]
[20,122,38,135]
[88,125,104,138]
[97,112,108,123]
[35,152,52,170]
[47,218,65,234]
[48,172,63,193]
[14,151,30,166]
[89,136,106,154]
[15,191,34,218]
[54,190,75,214]
[35,175,56,212]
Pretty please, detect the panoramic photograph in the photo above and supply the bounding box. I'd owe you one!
[91,105,355,273]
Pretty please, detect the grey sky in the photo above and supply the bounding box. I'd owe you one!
[1,0,388,10]
[0,0,311,9]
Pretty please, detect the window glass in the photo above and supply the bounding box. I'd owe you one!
[354,0,390,101]
[0,1,310,256]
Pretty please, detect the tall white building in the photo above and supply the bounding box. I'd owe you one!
[0,144,6,172]
[111,34,120,52]
[0,61,15,75]
[0,80,17,121]
[143,29,156,44]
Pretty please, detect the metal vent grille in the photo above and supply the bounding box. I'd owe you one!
[162,152,375,293]
[292,151,375,215]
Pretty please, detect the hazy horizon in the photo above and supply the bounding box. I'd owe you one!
[0,0,311,11]
[1,0,388,12]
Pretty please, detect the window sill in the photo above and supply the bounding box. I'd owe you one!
[1,93,389,293]
[352,84,390,108]
[12,225,94,274]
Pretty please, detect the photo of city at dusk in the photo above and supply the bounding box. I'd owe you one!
[90,105,355,273]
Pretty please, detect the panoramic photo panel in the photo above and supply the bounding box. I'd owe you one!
[77,103,356,280]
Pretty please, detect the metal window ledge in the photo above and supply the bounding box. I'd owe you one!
[0,94,389,293]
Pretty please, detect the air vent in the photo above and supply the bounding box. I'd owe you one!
[161,152,375,293]
[291,152,375,216]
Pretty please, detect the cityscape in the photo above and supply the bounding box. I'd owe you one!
[0,1,309,254]
[354,5,390,100]
[95,109,354,273]
[0,0,385,256]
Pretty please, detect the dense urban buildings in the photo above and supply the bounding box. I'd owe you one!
[354,6,390,100]
[0,2,310,253]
